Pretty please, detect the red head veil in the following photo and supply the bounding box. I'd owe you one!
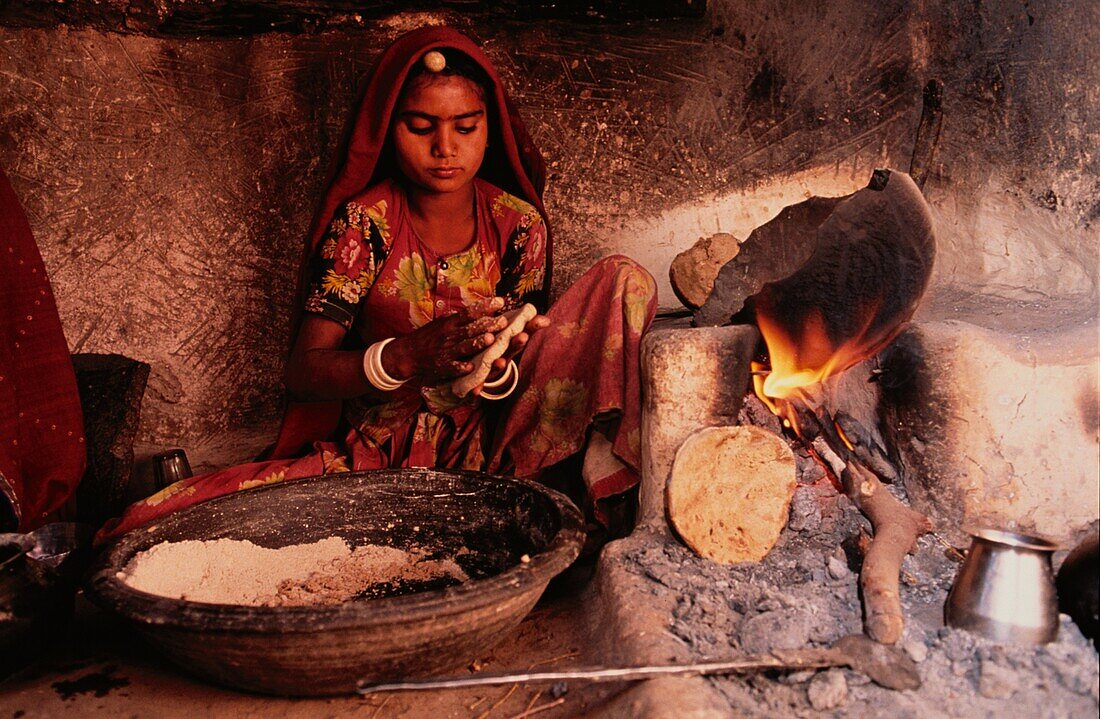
[268,26,551,459]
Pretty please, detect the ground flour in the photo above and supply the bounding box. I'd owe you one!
[118,537,468,606]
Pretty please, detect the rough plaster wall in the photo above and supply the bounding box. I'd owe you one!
[912,0,1099,305]
[506,1,919,303]
[0,30,360,449]
[0,0,1095,456]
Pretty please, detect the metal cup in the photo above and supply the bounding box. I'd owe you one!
[152,449,193,490]
[945,528,1060,644]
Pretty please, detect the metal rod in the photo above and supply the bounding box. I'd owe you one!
[357,654,839,694]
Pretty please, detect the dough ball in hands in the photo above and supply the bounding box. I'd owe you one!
[451,303,537,398]
[666,426,797,563]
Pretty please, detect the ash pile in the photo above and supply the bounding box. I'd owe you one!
[622,391,1098,717]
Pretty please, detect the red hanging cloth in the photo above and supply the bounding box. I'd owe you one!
[0,166,86,531]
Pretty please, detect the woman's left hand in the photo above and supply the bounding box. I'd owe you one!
[490,312,549,373]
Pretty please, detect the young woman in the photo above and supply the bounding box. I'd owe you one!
[99,27,656,541]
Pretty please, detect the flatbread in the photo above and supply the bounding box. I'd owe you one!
[667,425,797,563]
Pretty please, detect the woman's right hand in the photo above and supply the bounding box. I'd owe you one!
[382,297,508,383]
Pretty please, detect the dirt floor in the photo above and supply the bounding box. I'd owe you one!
[3,401,1096,719]
[0,572,626,719]
[3,506,1097,718]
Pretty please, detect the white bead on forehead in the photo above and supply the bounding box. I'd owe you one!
[422,51,447,73]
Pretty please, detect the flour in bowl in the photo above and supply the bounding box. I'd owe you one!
[118,537,469,606]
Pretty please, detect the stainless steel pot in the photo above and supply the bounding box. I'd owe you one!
[945,528,1060,645]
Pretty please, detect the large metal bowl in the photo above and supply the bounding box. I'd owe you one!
[85,469,585,696]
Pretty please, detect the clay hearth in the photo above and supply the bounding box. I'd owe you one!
[687,166,1096,549]
[636,135,1096,713]
[637,319,1097,718]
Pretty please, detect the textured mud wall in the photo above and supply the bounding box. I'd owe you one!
[911,1,1098,303]
[0,0,1095,459]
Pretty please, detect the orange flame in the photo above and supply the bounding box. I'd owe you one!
[834,421,856,452]
[753,301,889,433]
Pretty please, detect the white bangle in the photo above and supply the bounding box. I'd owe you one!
[481,359,518,390]
[363,338,407,392]
[479,360,519,400]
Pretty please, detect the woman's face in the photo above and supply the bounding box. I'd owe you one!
[392,74,489,195]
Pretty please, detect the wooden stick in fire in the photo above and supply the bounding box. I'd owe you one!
[807,409,931,645]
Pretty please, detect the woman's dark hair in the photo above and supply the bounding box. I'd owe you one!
[400,47,494,100]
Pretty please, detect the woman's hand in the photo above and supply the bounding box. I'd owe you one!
[488,311,549,374]
[383,297,509,383]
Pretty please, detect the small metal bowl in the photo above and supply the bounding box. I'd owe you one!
[945,528,1061,645]
[86,469,584,696]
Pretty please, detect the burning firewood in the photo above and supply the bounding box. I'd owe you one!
[750,379,932,644]
[843,462,930,643]
[738,168,937,643]
[812,421,932,645]
[750,393,931,644]
[833,410,899,484]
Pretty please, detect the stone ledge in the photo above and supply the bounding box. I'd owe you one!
[587,531,731,719]
[640,324,760,529]
[884,318,1099,545]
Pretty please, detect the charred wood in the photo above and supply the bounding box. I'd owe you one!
[833,410,899,484]
[842,460,930,644]
[908,79,944,192]
[810,412,930,645]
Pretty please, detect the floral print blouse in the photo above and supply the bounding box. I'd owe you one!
[302,178,547,458]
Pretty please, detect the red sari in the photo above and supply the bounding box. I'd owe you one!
[98,28,655,541]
